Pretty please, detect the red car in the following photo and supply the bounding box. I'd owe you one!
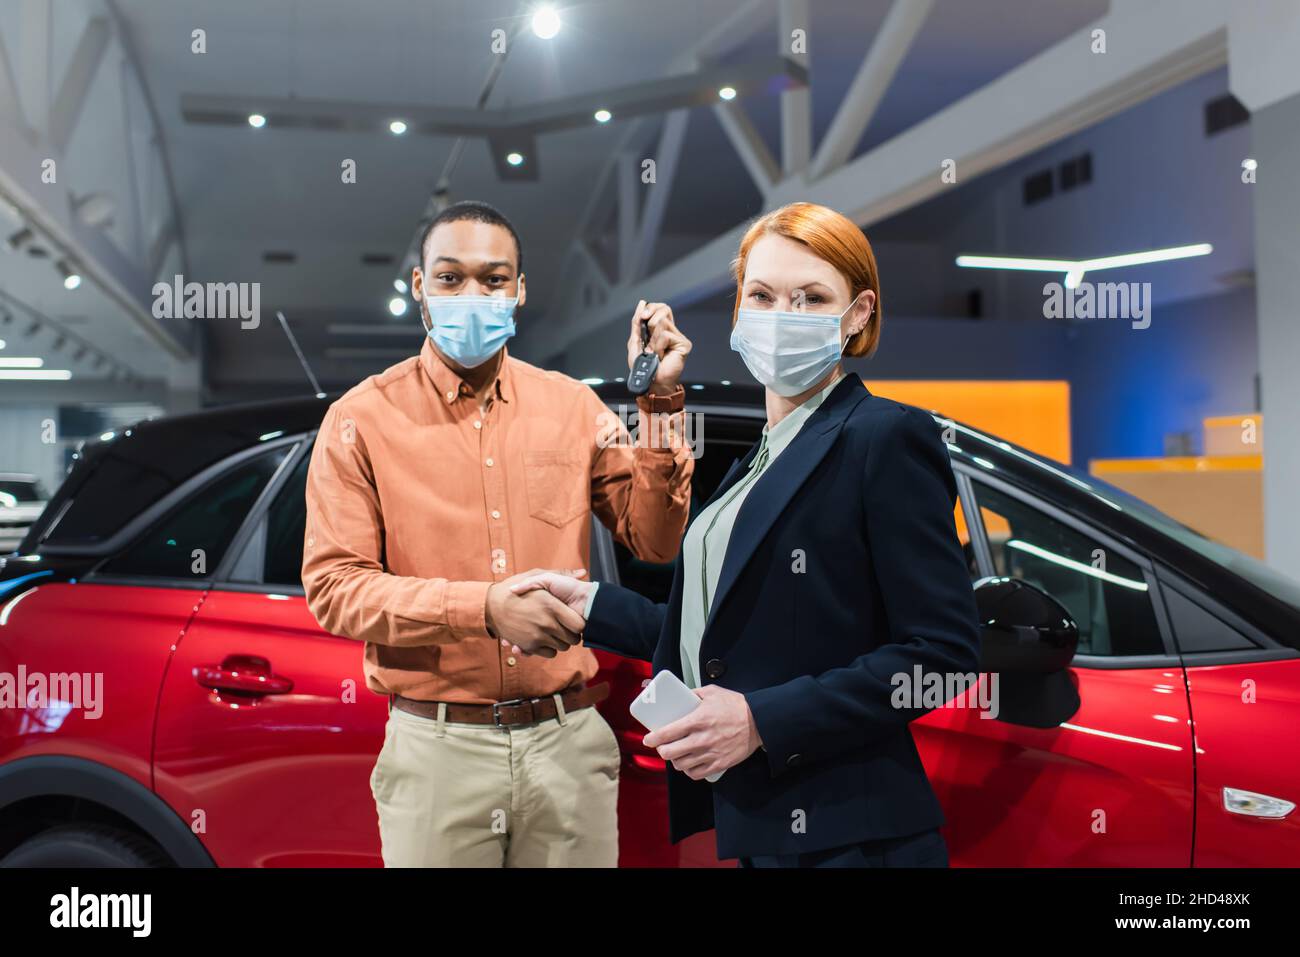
[1,384,1298,866]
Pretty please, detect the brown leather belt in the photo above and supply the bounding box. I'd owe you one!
[391,683,610,728]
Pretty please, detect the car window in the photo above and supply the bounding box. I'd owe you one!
[261,451,311,587]
[971,482,1164,657]
[1161,585,1258,654]
[100,447,289,580]
[612,417,759,603]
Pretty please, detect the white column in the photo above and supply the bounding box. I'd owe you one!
[1250,91,1300,579]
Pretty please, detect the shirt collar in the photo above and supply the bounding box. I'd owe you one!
[419,337,514,406]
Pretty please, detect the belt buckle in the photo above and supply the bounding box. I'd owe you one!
[492,697,531,726]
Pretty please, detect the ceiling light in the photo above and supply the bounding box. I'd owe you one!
[0,357,43,368]
[1243,158,1258,170]
[388,297,408,317]
[718,86,737,100]
[57,260,81,289]
[594,109,612,124]
[0,369,71,380]
[532,5,561,39]
[955,243,1213,288]
[248,113,266,128]
[0,338,5,348]
[393,278,408,293]
[389,119,407,135]
[506,152,524,166]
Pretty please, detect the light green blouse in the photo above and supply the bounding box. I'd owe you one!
[583,373,843,686]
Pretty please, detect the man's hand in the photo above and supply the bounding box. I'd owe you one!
[500,572,595,656]
[642,685,763,781]
[627,299,691,395]
[485,568,587,659]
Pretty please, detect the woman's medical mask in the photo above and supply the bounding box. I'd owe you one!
[423,293,518,368]
[730,296,863,396]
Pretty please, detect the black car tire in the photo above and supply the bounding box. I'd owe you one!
[0,823,173,868]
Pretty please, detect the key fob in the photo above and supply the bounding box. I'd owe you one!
[627,318,659,396]
[628,352,659,396]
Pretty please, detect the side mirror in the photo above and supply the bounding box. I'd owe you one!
[974,577,1078,674]
[973,577,1082,728]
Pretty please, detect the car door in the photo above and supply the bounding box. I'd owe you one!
[912,472,1196,866]
[152,439,388,868]
[1154,572,1300,865]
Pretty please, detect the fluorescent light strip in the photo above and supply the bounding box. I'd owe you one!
[955,243,1212,282]
[0,369,72,380]
[0,357,44,368]
[954,255,1077,272]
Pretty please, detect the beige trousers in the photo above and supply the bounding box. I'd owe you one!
[370,696,620,867]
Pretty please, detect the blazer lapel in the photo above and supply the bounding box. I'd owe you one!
[702,374,869,637]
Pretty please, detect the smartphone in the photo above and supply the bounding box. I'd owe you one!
[630,670,723,783]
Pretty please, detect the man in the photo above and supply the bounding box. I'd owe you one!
[302,200,693,867]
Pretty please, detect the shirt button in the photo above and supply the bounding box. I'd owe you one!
[506,656,517,667]
[446,391,455,401]
[495,557,506,570]
[491,510,501,519]
[485,457,494,467]
[474,420,482,430]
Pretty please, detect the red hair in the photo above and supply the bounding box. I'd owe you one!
[730,202,882,358]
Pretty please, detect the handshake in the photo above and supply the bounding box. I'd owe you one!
[484,569,594,658]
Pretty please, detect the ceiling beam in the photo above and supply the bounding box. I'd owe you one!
[808,0,935,181]
[629,108,690,282]
[179,56,806,138]
[49,16,111,154]
[778,0,812,174]
[712,99,780,196]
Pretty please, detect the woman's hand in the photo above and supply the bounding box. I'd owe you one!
[627,299,691,395]
[503,571,594,655]
[643,685,763,781]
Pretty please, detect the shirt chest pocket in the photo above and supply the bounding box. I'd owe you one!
[522,449,588,527]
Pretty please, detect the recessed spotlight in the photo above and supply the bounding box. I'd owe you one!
[393,278,408,294]
[388,297,408,317]
[389,119,408,135]
[594,109,612,124]
[506,152,525,167]
[57,260,81,290]
[718,86,737,101]
[532,5,561,39]
[248,113,266,128]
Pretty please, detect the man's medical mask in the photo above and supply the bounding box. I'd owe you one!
[423,293,518,368]
[730,296,863,397]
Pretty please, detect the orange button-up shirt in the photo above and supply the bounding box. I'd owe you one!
[301,338,693,704]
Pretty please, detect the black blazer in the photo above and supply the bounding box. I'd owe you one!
[583,373,981,859]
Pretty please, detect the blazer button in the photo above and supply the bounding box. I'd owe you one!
[704,658,726,679]
[787,754,802,768]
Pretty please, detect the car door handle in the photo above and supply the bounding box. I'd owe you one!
[194,654,294,696]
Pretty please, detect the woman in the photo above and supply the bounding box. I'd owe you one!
[511,202,980,868]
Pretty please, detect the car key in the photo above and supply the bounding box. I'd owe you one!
[627,317,659,396]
